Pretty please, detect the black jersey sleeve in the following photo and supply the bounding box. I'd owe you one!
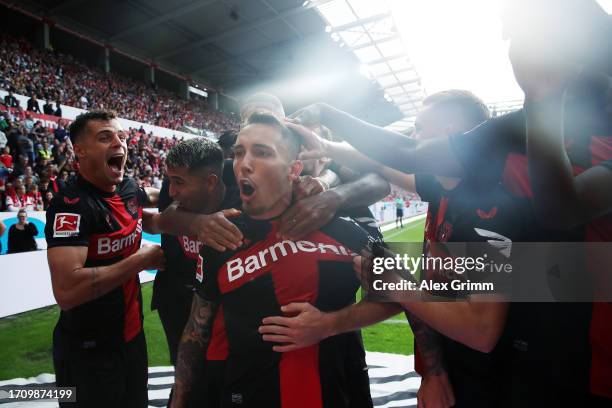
[194,245,226,302]
[414,174,442,204]
[338,207,383,241]
[158,178,172,212]
[448,110,525,187]
[320,216,372,254]
[132,179,152,207]
[45,192,93,248]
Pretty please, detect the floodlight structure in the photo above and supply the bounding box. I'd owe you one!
[312,0,426,133]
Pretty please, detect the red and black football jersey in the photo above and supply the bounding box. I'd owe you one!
[196,214,372,408]
[152,177,241,309]
[412,174,519,404]
[45,177,150,356]
[448,80,612,402]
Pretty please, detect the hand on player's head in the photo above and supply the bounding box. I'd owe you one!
[284,121,329,162]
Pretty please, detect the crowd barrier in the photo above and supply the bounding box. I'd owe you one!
[0,202,426,318]
[0,211,159,318]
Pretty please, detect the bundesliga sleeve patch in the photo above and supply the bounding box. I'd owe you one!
[53,213,81,237]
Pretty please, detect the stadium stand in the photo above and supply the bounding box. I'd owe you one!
[0,34,245,212]
[0,34,238,134]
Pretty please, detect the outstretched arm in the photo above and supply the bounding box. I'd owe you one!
[143,203,243,252]
[290,104,464,177]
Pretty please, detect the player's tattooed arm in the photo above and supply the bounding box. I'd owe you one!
[405,313,446,375]
[172,293,218,408]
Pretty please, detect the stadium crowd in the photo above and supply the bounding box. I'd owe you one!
[1,1,611,407]
[0,107,183,211]
[0,34,238,133]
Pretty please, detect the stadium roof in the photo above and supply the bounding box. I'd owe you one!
[312,0,426,130]
[7,0,330,91]
[6,0,403,123]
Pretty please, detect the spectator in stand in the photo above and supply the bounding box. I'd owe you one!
[53,100,62,117]
[7,209,38,254]
[23,113,34,132]
[32,121,45,138]
[1,146,13,169]
[23,175,34,191]
[47,164,60,194]
[0,113,10,132]
[35,157,48,177]
[37,142,51,160]
[54,121,67,142]
[43,100,54,115]
[0,35,238,135]
[57,170,69,191]
[6,184,34,211]
[24,166,39,185]
[3,91,18,108]
[28,184,43,210]
[12,155,29,178]
[17,131,34,163]
[42,190,54,210]
[26,94,41,113]
[0,127,6,149]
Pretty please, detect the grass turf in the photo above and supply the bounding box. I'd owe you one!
[0,219,425,380]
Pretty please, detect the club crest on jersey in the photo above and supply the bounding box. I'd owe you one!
[126,198,138,216]
[53,213,81,237]
[196,255,204,283]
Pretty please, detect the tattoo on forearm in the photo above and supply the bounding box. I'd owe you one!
[174,294,217,397]
[406,312,446,376]
[91,267,100,298]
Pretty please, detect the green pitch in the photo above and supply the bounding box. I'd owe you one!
[0,219,425,380]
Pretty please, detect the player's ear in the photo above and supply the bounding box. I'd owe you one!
[288,159,303,182]
[206,172,220,190]
[73,141,86,159]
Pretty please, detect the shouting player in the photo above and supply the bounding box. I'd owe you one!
[45,110,164,407]
[171,112,374,408]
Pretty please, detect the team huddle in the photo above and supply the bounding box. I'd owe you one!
[43,1,612,407]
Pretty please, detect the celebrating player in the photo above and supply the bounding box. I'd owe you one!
[45,110,164,407]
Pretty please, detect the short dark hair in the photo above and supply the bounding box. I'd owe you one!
[423,90,490,128]
[244,112,300,159]
[166,137,224,175]
[17,209,27,217]
[217,130,237,150]
[69,109,118,144]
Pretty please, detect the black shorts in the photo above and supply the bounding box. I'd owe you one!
[155,288,193,366]
[54,332,148,408]
[396,208,404,217]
